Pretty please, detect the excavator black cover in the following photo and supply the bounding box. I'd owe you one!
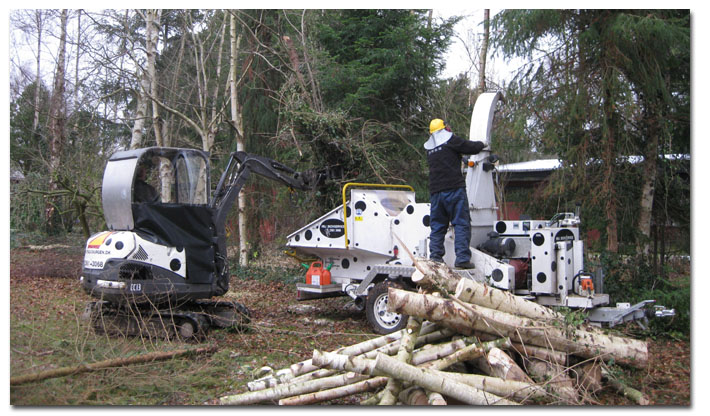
[132,202,217,284]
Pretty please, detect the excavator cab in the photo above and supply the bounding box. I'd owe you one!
[101,147,211,230]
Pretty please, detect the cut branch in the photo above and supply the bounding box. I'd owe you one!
[11,345,218,386]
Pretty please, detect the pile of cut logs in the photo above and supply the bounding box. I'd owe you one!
[219,259,649,406]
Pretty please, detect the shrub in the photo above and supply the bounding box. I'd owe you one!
[600,252,690,338]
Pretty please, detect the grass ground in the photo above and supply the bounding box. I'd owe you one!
[9,244,690,406]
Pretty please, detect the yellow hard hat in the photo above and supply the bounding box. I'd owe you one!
[429,119,445,134]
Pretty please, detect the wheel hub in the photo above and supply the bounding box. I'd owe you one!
[374,293,401,329]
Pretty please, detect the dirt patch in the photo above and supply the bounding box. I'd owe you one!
[11,247,84,279]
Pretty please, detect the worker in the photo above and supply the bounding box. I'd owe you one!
[424,118,485,269]
[134,163,159,203]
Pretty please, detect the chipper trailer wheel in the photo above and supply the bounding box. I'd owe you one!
[365,281,409,334]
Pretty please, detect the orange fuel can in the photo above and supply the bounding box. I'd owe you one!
[306,261,331,286]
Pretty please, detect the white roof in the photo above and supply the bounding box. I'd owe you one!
[497,159,561,173]
[497,154,689,173]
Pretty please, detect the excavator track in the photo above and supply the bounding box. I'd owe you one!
[83,299,251,341]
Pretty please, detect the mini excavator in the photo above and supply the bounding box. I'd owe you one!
[81,147,336,340]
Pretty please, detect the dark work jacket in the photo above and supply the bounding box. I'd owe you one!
[426,134,485,194]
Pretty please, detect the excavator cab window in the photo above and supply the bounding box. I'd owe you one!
[133,151,209,205]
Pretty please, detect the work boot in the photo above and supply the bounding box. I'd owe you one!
[429,257,444,263]
[454,261,475,270]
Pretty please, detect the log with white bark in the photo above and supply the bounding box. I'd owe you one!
[248,325,456,393]
[410,259,464,294]
[426,369,549,403]
[286,321,444,378]
[247,322,455,391]
[510,341,569,366]
[278,376,388,405]
[521,357,578,404]
[387,288,648,368]
[410,337,475,365]
[312,350,518,405]
[288,329,405,377]
[422,338,511,371]
[219,371,370,405]
[572,361,603,395]
[455,277,564,321]
[473,347,534,384]
[399,386,429,405]
[427,391,447,405]
[378,316,422,405]
[373,353,518,405]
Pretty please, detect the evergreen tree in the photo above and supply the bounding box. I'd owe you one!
[492,9,689,253]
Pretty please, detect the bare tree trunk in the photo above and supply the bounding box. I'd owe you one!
[478,9,490,94]
[637,101,661,255]
[311,350,518,405]
[602,71,619,252]
[32,10,43,134]
[148,9,162,147]
[70,10,82,141]
[219,370,372,405]
[45,9,68,233]
[230,14,249,266]
[422,338,511,370]
[130,10,160,149]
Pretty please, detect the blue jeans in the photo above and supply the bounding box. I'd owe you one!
[429,187,471,264]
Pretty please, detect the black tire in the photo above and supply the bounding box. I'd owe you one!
[365,281,408,335]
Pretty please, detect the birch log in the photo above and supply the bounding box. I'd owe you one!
[378,317,422,405]
[311,350,518,405]
[410,259,464,294]
[287,322,443,377]
[373,353,518,405]
[399,386,429,405]
[426,369,549,403]
[248,326,455,392]
[219,371,370,405]
[289,330,404,376]
[521,357,578,404]
[455,277,564,321]
[473,347,533,383]
[422,338,511,371]
[278,376,388,405]
[427,391,447,405]
[387,288,648,368]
